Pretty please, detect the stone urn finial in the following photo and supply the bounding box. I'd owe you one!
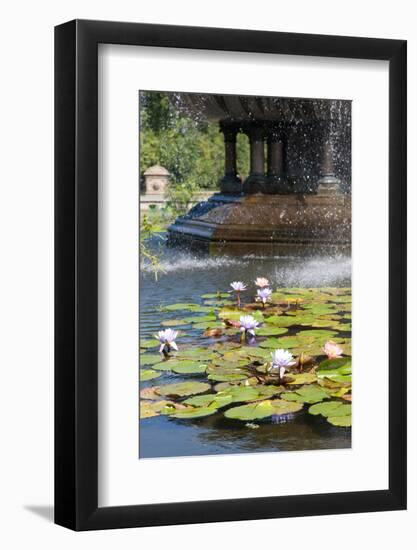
[143,165,170,194]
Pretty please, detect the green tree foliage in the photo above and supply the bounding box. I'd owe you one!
[139,92,250,279]
[140,215,165,280]
[236,132,250,180]
[139,91,249,190]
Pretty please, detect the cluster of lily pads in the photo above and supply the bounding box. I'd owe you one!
[140,281,352,428]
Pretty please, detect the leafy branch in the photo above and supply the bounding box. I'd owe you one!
[140,215,165,280]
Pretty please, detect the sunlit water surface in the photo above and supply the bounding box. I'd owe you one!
[140,237,351,458]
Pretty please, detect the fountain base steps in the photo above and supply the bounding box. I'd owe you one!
[167,192,351,256]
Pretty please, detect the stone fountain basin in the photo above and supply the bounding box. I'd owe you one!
[167,192,351,256]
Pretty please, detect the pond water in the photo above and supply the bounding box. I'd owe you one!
[139,236,352,459]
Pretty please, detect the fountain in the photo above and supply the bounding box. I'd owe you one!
[167,94,351,255]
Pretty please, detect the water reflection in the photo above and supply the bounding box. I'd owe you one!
[140,411,350,458]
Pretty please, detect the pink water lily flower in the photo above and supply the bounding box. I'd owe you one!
[270,349,295,380]
[322,340,343,359]
[255,277,270,288]
[256,287,272,305]
[239,315,259,336]
[155,328,179,354]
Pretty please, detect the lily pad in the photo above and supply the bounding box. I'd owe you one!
[220,385,283,404]
[318,357,351,371]
[282,384,330,404]
[207,372,249,382]
[295,329,339,339]
[188,306,217,313]
[224,399,302,421]
[329,387,351,398]
[206,361,247,371]
[163,303,199,311]
[341,340,352,356]
[286,372,317,385]
[161,319,189,327]
[219,386,261,402]
[204,299,234,306]
[308,400,347,417]
[171,362,208,375]
[184,393,233,408]
[239,346,271,359]
[140,353,163,366]
[168,405,218,419]
[156,381,211,398]
[265,315,300,327]
[256,385,285,397]
[303,304,339,315]
[153,359,207,373]
[182,315,217,323]
[211,341,241,351]
[176,348,218,361]
[263,335,315,349]
[152,360,174,371]
[330,295,351,303]
[288,315,317,324]
[270,292,306,303]
[193,321,224,330]
[270,399,304,415]
[258,337,290,349]
[140,339,158,349]
[321,374,352,384]
[163,303,215,313]
[308,401,352,427]
[209,358,251,371]
[140,400,181,419]
[140,369,162,381]
[140,386,161,400]
[318,377,347,389]
[327,403,351,417]
[317,364,351,376]
[256,326,289,336]
[328,415,352,427]
[317,358,351,378]
[306,320,342,329]
[214,378,259,392]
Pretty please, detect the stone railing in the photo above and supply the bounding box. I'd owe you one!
[140,190,215,211]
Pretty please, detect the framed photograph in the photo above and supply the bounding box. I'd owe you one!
[55,19,407,530]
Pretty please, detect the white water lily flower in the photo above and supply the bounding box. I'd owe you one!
[155,328,179,353]
[256,287,272,304]
[239,315,259,336]
[271,348,294,367]
[230,281,247,292]
[270,349,295,379]
[230,281,247,307]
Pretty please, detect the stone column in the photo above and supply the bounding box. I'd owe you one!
[243,124,267,193]
[219,122,242,193]
[317,135,340,194]
[266,126,290,193]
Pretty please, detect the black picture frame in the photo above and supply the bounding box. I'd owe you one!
[55,19,407,531]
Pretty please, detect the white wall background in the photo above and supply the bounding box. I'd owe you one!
[0,0,414,547]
